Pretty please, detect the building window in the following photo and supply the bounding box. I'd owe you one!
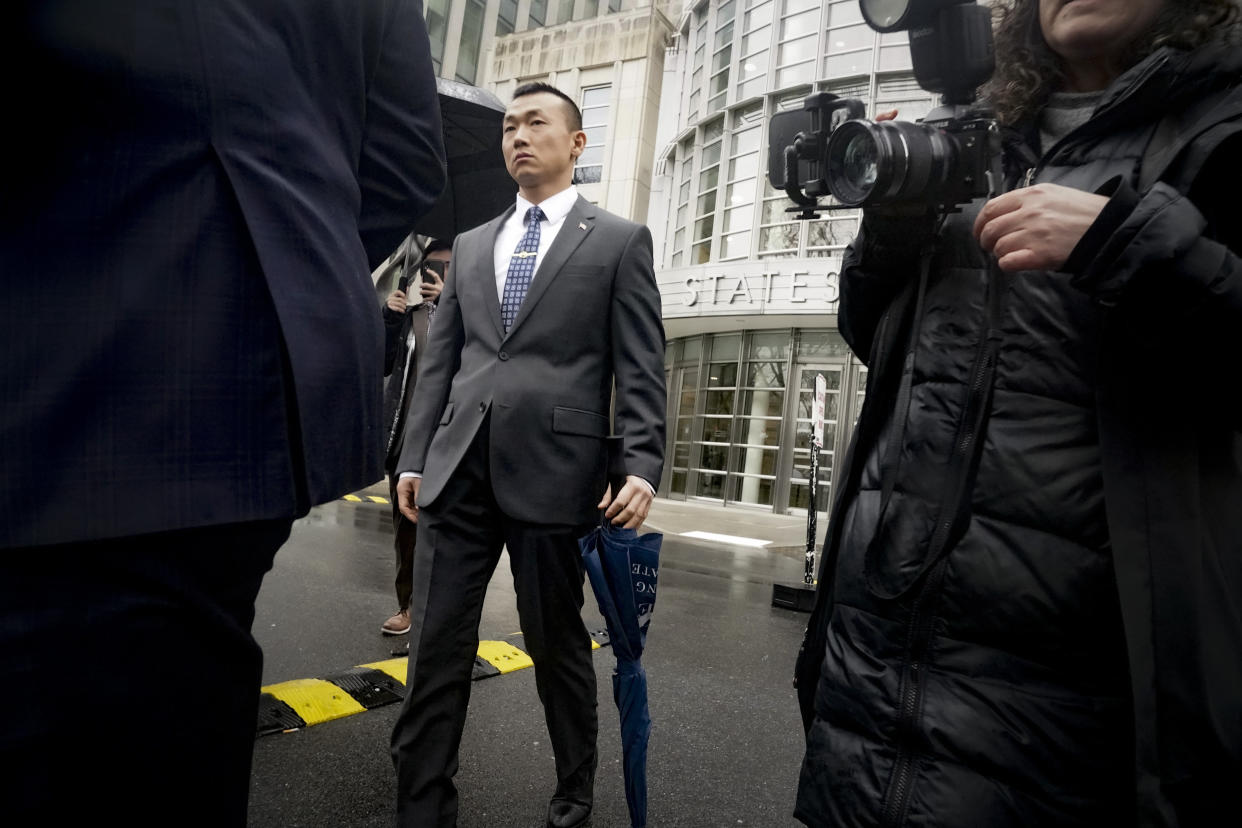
[737,0,773,102]
[670,138,693,268]
[878,30,914,73]
[574,85,610,185]
[720,104,762,260]
[578,0,600,21]
[455,0,487,84]
[687,12,708,126]
[426,0,451,75]
[692,118,724,264]
[607,0,622,12]
[875,75,936,123]
[529,0,548,27]
[708,0,736,113]
[496,0,518,35]
[557,0,575,25]
[824,0,874,79]
[776,0,820,88]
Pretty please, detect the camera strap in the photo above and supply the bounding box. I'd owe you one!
[867,243,934,546]
[865,248,1008,602]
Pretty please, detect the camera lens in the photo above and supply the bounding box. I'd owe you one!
[826,118,959,207]
[841,133,878,194]
[826,120,893,206]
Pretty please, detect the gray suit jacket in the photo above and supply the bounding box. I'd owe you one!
[397,196,666,525]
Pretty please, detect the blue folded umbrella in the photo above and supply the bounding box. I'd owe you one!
[579,520,661,828]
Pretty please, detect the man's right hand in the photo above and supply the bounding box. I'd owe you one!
[397,476,421,522]
[386,290,408,314]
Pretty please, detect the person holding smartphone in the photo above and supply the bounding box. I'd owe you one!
[380,237,452,636]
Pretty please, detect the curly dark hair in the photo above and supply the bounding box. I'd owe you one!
[981,0,1241,126]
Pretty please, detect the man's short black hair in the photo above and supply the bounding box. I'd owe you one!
[511,82,582,132]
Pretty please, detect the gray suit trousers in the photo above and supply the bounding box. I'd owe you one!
[390,420,598,826]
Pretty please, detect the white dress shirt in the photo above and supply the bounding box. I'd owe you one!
[492,185,579,301]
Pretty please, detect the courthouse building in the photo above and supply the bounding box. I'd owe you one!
[647,0,938,515]
[420,0,941,516]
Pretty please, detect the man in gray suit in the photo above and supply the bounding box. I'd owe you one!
[390,82,666,828]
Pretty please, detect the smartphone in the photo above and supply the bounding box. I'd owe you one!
[422,259,446,284]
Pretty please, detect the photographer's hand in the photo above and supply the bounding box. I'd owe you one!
[974,183,1108,272]
[386,289,409,314]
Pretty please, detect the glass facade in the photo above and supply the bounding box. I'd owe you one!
[496,0,518,35]
[426,0,452,75]
[661,0,935,267]
[456,0,488,83]
[662,329,868,514]
[651,0,938,514]
[528,0,548,27]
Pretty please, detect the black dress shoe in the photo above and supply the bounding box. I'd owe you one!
[546,798,591,828]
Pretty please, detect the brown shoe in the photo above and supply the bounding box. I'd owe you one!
[381,608,411,635]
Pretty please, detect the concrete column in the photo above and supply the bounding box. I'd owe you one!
[441,0,468,80]
[515,0,533,32]
[741,387,773,503]
[480,0,502,81]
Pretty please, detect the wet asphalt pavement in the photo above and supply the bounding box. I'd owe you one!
[247,498,811,827]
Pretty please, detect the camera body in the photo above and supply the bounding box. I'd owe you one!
[767,0,1000,216]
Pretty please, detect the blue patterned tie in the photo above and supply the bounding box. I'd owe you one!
[501,206,545,332]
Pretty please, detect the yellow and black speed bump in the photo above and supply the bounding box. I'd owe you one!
[341,494,390,505]
[258,631,609,736]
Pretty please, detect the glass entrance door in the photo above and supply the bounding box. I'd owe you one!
[667,365,698,499]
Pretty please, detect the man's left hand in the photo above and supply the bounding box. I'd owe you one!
[974,182,1108,272]
[598,475,654,530]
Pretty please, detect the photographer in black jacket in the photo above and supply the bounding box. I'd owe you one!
[795,1,1242,825]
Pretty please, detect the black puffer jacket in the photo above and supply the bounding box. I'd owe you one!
[795,46,1242,827]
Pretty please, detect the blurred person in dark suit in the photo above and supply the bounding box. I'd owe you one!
[379,238,451,637]
[0,1,444,824]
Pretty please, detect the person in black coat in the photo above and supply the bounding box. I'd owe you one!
[0,2,444,824]
[795,1,1242,826]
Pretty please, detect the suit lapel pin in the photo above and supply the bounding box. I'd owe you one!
[578,222,588,231]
